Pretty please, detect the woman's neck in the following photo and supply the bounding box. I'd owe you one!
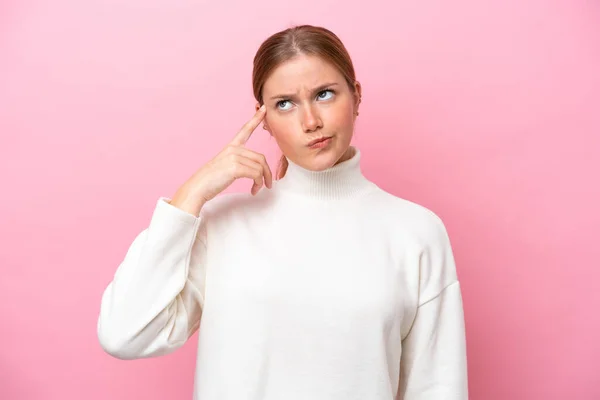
[274,146,374,200]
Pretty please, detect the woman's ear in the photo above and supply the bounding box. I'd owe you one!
[353,81,362,115]
[255,102,272,134]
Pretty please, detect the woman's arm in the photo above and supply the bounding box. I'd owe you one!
[96,197,207,360]
[398,217,468,399]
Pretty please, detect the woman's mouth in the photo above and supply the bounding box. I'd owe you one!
[308,136,333,149]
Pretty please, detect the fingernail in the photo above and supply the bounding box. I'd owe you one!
[260,104,266,111]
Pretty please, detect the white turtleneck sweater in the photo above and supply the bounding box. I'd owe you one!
[97,147,468,400]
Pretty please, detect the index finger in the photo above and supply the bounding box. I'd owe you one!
[231,105,266,145]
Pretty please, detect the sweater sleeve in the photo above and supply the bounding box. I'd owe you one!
[97,197,208,360]
[397,217,468,399]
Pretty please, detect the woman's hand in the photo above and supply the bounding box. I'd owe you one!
[170,105,273,216]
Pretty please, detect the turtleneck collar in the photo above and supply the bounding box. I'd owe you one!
[274,147,376,200]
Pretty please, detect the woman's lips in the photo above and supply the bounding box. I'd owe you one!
[308,137,332,149]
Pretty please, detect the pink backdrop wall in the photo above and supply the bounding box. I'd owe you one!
[1,0,599,399]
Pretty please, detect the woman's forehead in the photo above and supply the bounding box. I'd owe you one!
[263,55,343,95]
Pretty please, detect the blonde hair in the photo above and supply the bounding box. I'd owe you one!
[251,25,357,179]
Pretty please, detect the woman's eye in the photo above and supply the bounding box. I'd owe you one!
[317,90,334,100]
[276,100,292,110]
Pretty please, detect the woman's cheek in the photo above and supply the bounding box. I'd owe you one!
[271,115,291,133]
[325,104,353,130]
[269,118,295,145]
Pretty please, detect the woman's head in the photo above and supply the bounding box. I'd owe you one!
[252,25,362,178]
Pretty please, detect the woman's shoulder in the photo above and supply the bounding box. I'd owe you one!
[367,186,450,244]
[199,189,271,221]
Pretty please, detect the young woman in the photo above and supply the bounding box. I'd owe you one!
[97,25,468,400]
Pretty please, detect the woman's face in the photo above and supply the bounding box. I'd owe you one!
[258,54,361,171]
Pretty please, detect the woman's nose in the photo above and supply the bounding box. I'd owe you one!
[301,105,323,133]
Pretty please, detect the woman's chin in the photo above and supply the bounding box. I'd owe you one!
[301,147,351,171]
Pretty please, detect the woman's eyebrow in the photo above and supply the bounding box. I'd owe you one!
[269,82,339,101]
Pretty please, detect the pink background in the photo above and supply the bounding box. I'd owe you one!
[1,0,599,399]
